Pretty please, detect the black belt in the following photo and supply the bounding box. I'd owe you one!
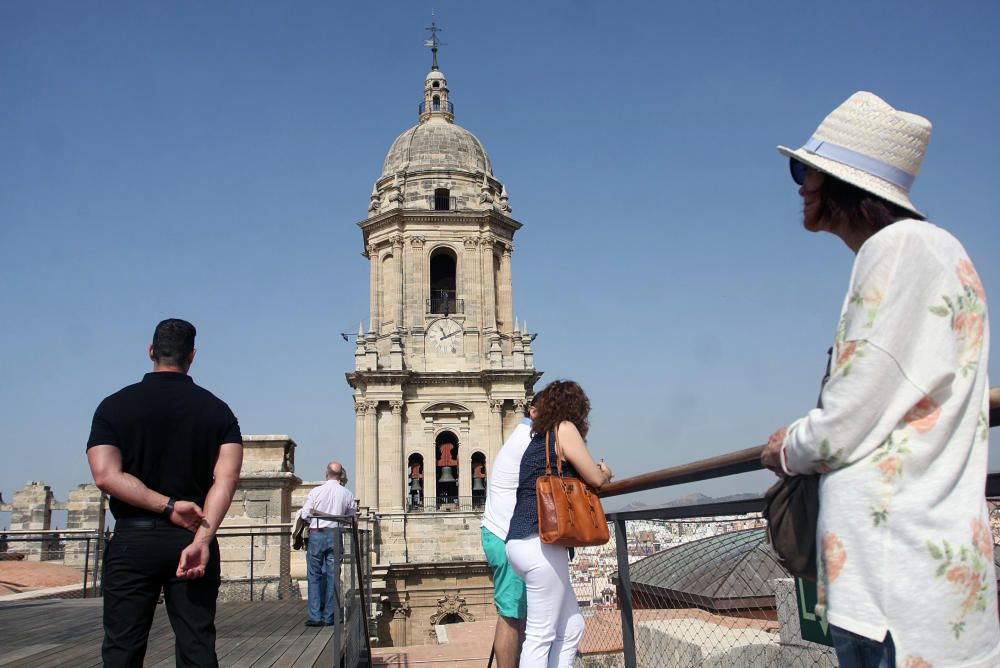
[114,517,176,530]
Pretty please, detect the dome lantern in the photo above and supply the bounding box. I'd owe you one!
[419,21,454,123]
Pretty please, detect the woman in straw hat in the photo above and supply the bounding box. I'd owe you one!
[761,92,999,667]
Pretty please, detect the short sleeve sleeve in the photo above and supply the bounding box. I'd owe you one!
[220,405,243,445]
[86,399,119,450]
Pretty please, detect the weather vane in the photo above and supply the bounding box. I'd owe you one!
[424,12,445,70]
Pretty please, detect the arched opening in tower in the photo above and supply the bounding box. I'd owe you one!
[429,249,457,315]
[471,451,487,509]
[435,430,459,508]
[432,95,441,111]
[407,453,425,511]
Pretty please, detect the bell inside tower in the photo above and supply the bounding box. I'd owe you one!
[407,453,424,510]
[434,431,459,507]
[471,452,487,509]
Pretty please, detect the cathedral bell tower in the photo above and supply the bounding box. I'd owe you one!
[347,33,541,523]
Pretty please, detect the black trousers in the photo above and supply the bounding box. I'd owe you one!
[102,521,221,667]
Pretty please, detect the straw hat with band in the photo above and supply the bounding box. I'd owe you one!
[778,91,932,218]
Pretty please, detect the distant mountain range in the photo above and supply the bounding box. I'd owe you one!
[606,491,761,514]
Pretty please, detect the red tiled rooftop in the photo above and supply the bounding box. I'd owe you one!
[0,561,83,596]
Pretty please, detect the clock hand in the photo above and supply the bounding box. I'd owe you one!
[440,329,462,340]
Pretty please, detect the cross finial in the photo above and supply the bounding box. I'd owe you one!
[424,16,443,70]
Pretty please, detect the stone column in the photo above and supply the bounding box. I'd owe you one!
[368,243,380,334]
[354,399,368,509]
[480,234,497,333]
[458,431,473,503]
[365,401,380,511]
[64,484,106,567]
[463,236,480,325]
[410,236,426,324]
[500,242,514,334]
[381,401,404,511]
[392,234,404,329]
[488,400,504,463]
[10,481,53,561]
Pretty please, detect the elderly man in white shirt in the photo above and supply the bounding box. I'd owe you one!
[299,461,356,627]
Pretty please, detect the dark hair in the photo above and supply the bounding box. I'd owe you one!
[152,319,196,366]
[531,380,590,440]
[818,175,919,237]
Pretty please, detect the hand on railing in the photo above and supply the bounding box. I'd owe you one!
[597,459,615,487]
[760,426,788,475]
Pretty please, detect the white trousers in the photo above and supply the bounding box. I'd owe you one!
[506,536,585,668]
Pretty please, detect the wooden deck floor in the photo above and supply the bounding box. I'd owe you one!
[0,599,341,667]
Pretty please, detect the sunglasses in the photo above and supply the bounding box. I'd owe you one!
[790,158,808,186]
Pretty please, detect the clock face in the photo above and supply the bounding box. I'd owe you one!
[427,319,463,354]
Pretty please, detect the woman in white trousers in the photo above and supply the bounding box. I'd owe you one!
[505,380,613,668]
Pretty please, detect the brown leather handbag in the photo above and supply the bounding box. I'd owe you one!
[536,428,610,547]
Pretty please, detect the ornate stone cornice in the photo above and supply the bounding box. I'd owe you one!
[429,593,474,625]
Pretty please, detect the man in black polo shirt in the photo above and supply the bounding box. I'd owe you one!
[87,319,243,667]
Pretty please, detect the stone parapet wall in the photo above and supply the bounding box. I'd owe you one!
[375,510,483,566]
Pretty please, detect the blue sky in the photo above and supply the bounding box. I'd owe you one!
[2,1,998,513]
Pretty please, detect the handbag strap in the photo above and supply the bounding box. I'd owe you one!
[544,425,565,478]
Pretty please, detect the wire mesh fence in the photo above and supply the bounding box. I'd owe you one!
[576,482,1000,668]
[574,507,838,668]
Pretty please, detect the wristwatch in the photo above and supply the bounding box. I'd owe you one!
[162,497,176,520]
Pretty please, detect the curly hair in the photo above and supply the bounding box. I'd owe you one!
[531,380,590,440]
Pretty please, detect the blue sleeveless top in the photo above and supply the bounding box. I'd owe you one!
[506,430,580,542]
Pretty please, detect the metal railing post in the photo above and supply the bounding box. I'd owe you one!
[334,551,343,667]
[249,534,255,601]
[614,517,637,668]
[82,535,91,598]
[95,529,109,596]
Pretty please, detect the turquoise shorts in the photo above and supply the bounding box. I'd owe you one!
[481,527,527,619]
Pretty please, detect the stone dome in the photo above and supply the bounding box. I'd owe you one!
[381,119,492,178]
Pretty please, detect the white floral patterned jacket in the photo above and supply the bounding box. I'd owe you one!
[781,219,999,668]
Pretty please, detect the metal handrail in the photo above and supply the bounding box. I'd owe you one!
[600,392,1000,499]
[0,528,103,536]
[598,445,764,499]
